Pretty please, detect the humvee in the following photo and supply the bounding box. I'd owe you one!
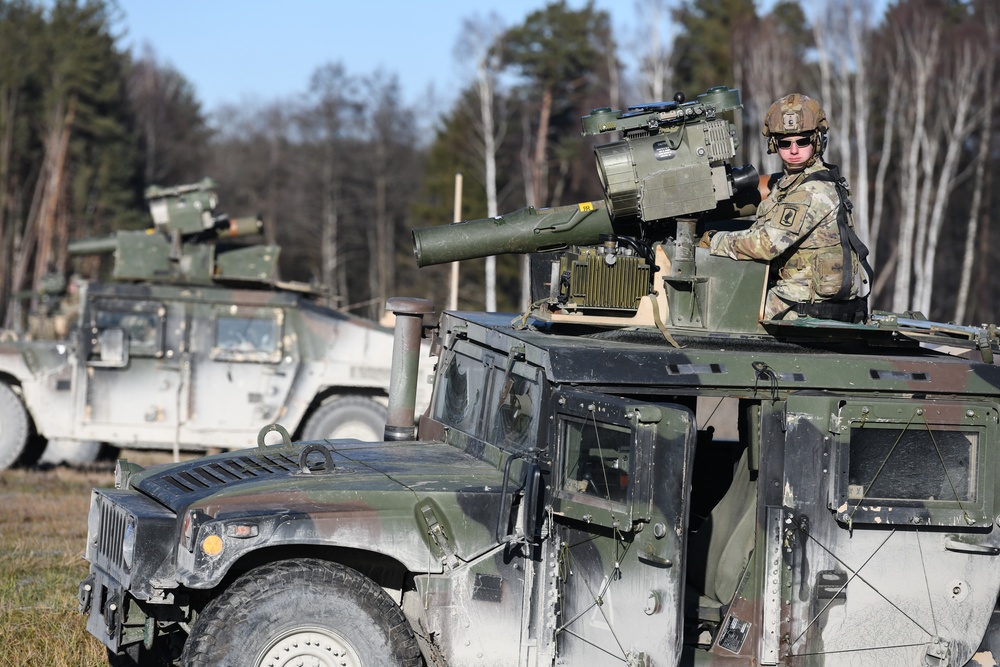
[80,89,1000,666]
[0,179,417,469]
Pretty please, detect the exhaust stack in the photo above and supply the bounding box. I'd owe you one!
[384,297,434,441]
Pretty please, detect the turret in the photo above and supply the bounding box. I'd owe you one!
[68,178,280,287]
[412,86,765,335]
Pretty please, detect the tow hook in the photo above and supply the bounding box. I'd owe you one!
[104,590,121,638]
[78,575,95,614]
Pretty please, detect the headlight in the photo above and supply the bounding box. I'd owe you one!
[121,516,137,571]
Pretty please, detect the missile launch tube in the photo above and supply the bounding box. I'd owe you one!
[412,201,621,267]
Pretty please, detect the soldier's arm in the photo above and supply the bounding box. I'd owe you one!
[709,189,820,261]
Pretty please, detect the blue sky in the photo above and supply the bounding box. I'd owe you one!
[114,1,888,119]
[113,0,638,113]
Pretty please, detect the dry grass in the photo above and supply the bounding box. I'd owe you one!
[0,464,112,665]
[0,451,187,666]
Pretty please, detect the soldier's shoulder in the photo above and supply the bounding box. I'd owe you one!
[796,167,839,203]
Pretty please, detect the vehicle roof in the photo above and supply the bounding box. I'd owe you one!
[446,311,1000,399]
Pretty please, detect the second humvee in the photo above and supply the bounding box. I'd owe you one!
[0,179,423,469]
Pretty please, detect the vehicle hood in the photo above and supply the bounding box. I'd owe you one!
[133,439,507,512]
[130,439,512,574]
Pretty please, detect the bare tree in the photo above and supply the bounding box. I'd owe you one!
[456,14,507,311]
[302,64,360,303]
[912,39,984,315]
[955,10,997,323]
[359,72,396,320]
[633,0,674,103]
[210,100,292,248]
[731,6,804,174]
[890,9,939,313]
[126,44,209,186]
[878,2,992,317]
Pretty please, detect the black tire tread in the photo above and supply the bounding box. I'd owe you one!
[181,558,422,667]
[0,382,30,471]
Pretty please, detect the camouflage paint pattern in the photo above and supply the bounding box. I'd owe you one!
[82,293,1000,665]
[78,110,1000,666]
[710,161,861,319]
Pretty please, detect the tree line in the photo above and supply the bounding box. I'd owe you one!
[0,0,996,326]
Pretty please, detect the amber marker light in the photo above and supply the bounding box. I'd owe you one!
[201,534,224,556]
[225,524,259,538]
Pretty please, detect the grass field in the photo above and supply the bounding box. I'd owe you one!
[0,449,193,667]
[0,463,112,665]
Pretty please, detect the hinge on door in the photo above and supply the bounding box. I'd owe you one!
[759,506,784,665]
[624,649,650,667]
[923,638,950,667]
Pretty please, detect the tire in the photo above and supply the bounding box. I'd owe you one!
[0,382,30,471]
[301,396,387,442]
[39,438,105,466]
[181,558,423,667]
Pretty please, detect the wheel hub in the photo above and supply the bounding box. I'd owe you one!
[257,627,362,667]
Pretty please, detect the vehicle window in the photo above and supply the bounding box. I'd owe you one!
[94,308,162,357]
[562,415,632,504]
[831,400,995,527]
[211,309,283,363]
[848,427,977,503]
[490,371,540,452]
[432,349,488,436]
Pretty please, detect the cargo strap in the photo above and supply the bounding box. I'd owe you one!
[649,294,681,348]
[800,164,874,301]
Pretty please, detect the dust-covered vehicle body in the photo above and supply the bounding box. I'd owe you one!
[81,300,1000,667]
[81,90,1000,666]
[10,279,397,450]
[0,179,409,469]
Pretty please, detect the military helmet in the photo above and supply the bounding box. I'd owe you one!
[762,94,829,155]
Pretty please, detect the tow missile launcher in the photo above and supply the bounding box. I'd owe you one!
[414,86,764,331]
[80,89,1000,667]
[69,178,277,286]
[0,178,424,470]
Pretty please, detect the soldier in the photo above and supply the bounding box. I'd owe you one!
[702,94,871,321]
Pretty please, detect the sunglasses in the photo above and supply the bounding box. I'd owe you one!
[777,137,813,149]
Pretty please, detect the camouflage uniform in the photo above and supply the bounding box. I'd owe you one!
[709,161,861,320]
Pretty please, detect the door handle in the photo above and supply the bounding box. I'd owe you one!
[944,537,1000,555]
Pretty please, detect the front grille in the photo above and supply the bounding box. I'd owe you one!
[86,490,177,597]
[97,498,130,573]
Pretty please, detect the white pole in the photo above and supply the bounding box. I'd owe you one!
[448,173,463,311]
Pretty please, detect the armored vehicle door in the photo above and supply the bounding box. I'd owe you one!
[747,394,1000,666]
[78,297,180,443]
[179,301,297,448]
[550,389,695,666]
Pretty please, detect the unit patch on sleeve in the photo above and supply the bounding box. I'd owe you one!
[774,202,807,234]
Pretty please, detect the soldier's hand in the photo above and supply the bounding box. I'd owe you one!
[698,231,717,249]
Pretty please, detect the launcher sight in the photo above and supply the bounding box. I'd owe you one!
[583,86,758,222]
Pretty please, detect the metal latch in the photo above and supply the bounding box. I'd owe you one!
[419,503,459,568]
[924,638,950,667]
